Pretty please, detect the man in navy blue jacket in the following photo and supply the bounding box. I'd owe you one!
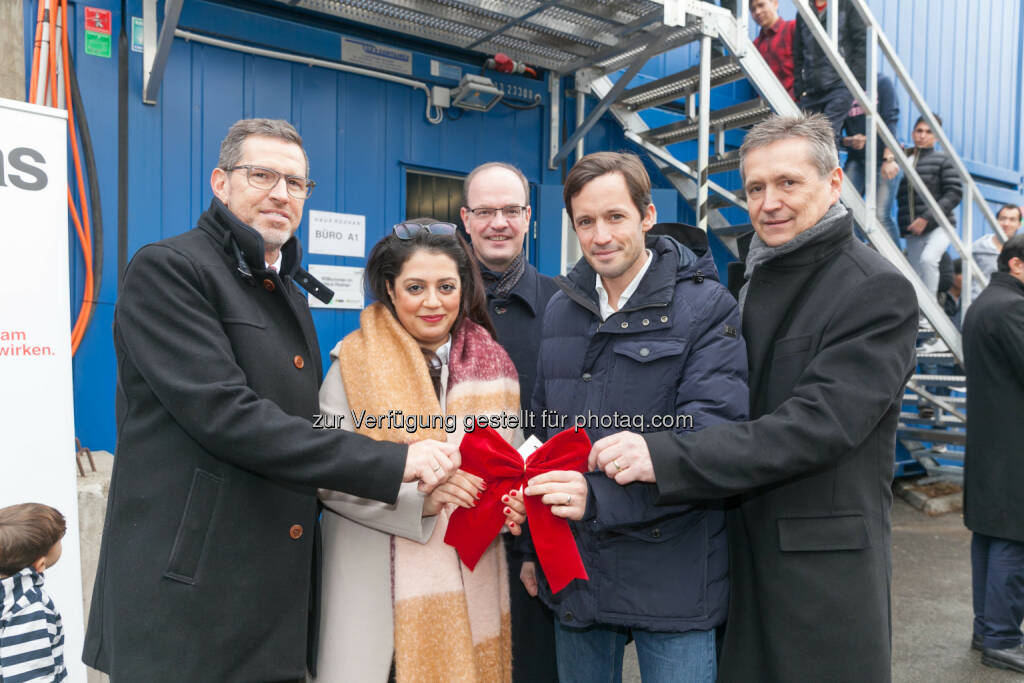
[522,152,749,682]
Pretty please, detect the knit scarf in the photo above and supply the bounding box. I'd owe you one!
[480,249,526,301]
[739,201,849,316]
[338,303,519,683]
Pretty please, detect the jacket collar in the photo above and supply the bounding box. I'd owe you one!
[557,234,705,315]
[485,259,544,315]
[989,271,1024,297]
[754,210,854,270]
[197,197,303,277]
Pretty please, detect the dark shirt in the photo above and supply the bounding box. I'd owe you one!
[754,17,796,99]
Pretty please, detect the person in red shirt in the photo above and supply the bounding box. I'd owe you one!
[751,0,796,100]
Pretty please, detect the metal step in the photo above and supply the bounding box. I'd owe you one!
[899,412,964,426]
[910,374,967,386]
[641,98,772,146]
[682,149,742,174]
[903,394,965,404]
[617,56,744,111]
[897,426,966,446]
[708,188,745,210]
[711,222,754,237]
[916,351,957,362]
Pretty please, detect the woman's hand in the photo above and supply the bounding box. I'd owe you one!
[524,470,588,521]
[502,489,526,535]
[423,470,484,517]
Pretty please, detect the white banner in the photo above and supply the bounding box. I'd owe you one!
[0,98,85,682]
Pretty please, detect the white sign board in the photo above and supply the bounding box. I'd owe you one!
[308,209,365,258]
[307,264,366,310]
[0,97,86,682]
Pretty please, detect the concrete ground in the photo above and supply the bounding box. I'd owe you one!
[622,497,1022,682]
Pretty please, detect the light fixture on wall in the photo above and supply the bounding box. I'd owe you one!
[451,74,503,112]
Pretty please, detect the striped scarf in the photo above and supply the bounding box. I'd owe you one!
[338,303,519,682]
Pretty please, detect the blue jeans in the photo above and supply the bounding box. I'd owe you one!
[845,157,901,246]
[554,621,716,683]
[972,532,1024,650]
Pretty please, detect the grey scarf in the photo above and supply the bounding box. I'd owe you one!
[738,202,849,316]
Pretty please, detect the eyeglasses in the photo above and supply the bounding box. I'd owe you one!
[226,165,316,199]
[392,222,458,239]
[465,205,527,220]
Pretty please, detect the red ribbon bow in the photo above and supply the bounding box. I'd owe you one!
[444,425,591,593]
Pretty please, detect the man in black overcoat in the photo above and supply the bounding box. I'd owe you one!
[963,233,1024,673]
[460,161,560,682]
[588,113,918,681]
[83,119,458,682]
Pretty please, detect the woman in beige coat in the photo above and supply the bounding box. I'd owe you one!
[312,221,524,682]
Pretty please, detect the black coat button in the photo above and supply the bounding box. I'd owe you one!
[564,611,574,621]
[581,373,592,382]
[650,528,661,539]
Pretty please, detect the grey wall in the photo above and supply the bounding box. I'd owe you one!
[0,0,25,101]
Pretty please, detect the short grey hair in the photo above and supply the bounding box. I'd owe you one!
[739,113,838,182]
[217,118,309,177]
[463,162,530,207]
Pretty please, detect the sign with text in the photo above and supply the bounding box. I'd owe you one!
[0,98,86,682]
[306,264,365,310]
[306,264,365,309]
[308,209,365,257]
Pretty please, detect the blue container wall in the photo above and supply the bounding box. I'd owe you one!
[35,0,579,451]
[30,0,1024,451]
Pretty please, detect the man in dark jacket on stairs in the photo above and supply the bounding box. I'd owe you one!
[897,114,963,295]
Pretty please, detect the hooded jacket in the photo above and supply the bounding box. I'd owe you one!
[530,231,749,631]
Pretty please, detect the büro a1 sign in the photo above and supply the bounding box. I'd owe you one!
[0,97,87,682]
[308,209,365,258]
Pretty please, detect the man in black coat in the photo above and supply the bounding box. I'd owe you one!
[460,161,560,682]
[589,113,918,681]
[83,119,458,682]
[962,233,1024,673]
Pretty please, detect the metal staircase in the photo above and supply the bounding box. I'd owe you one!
[554,0,1012,482]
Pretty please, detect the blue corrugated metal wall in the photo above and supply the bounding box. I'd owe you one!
[25,0,1024,451]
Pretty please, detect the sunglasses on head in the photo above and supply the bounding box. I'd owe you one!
[392,222,458,240]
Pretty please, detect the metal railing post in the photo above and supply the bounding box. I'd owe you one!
[864,25,878,233]
[697,33,712,232]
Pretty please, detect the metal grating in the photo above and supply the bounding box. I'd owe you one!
[274,0,666,72]
[618,56,743,111]
[642,98,772,146]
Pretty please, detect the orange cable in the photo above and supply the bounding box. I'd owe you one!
[60,0,94,353]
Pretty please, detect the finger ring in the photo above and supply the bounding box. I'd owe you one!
[613,459,623,471]
[564,494,572,506]
[431,464,442,472]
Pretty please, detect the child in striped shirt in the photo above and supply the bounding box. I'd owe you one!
[0,503,67,683]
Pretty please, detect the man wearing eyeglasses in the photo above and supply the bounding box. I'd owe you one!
[83,119,459,683]
[460,162,560,682]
